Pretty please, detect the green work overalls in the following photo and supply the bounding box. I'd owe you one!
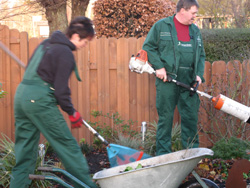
[10,45,98,188]
[156,35,200,155]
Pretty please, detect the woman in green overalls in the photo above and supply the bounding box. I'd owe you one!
[143,0,206,155]
[10,17,98,188]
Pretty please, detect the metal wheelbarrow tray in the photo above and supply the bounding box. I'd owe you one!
[93,148,214,188]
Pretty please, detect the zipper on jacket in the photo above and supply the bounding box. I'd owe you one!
[169,24,177,77]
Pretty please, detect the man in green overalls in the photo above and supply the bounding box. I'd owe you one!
[10,17,98,188]
[143,0,206,155]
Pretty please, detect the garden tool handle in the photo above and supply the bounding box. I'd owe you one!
[190,81,199,96]
[167,76,197,93]
[82,119,109,146]
[0,41,26,68]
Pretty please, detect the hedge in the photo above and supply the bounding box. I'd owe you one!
[201,28,250,63]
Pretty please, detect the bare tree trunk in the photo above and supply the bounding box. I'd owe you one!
[71,0,90,19]
[36,0,68,36]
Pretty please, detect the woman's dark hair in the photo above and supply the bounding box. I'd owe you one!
[176,0,199,12]
[66,16,95,39]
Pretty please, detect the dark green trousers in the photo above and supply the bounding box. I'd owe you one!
[155,76,200,156]
[10,83,98,188]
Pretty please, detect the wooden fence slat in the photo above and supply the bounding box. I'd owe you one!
[149,74,157,124]
[242,60,250,105]
[29,38,40,58]
[1,25,13,140]
[227,60,242,99]
[117,38,129,121]
[128,38,138,126]
[20,32,28,76]
[199,61,212,147]
[10,29,21,140]
[97,38,110,127]
[212,61,227,95]
[0,25,8,140]
[103,38,110,127]
[81,43,92,143]
[135,38,143,128]
[109,38,117,116]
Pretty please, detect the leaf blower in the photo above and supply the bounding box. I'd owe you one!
[129,49,250,123]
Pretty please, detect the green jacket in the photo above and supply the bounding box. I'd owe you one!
[142,15,206,82]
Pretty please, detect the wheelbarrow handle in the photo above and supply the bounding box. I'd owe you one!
[29,174,45,180]
[82,119,109,146]
[37,167,91,188]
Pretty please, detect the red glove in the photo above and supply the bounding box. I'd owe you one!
[69,111,82,128]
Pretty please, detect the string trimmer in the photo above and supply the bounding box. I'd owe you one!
[129,50,250,123]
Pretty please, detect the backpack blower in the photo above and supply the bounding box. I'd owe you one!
[129,49,250,124]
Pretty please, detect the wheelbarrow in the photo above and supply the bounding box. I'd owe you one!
[29,148,218,188]
[93,148,218,188]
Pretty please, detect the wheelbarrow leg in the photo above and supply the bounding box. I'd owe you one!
[192,170,209,188]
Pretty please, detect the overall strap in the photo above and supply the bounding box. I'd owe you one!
[74,63,82,81]
[23,43,48,81]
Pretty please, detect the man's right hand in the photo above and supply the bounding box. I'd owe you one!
[156,68,168,82]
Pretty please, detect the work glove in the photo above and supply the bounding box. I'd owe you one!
[69,111,82,128]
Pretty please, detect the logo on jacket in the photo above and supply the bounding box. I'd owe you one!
[160,32,171,36]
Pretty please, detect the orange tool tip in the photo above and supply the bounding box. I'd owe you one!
[212,95,224,110]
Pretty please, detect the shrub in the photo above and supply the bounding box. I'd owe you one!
[211,137,250,160]
[0,134,56,188]
[89,110,138,144]
[93,0,176,38]
[79,138,93,155]
[201,28,250,63]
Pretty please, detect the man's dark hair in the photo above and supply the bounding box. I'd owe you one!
[176,0,199,12]
[66,16,95,39]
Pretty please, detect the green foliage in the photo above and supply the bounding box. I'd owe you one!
[114,133,143,150]
[0,83,7,99]
[0,134,15,187]
[0,135,57,188]
[243,172,250,180]
[90,110,138,144]
[92,138,103,150]
[211,137,250,160]
[171,123,182,152]
[142,122,182,156]
[201,28,250,63]
[79,138,93,155]
[45,141,55,155]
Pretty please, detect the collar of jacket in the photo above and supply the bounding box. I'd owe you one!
[162,14,200,33]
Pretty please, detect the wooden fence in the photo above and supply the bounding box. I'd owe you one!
[0,24,249,147]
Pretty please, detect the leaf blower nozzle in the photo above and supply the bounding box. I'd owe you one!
[211,94,250,123]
